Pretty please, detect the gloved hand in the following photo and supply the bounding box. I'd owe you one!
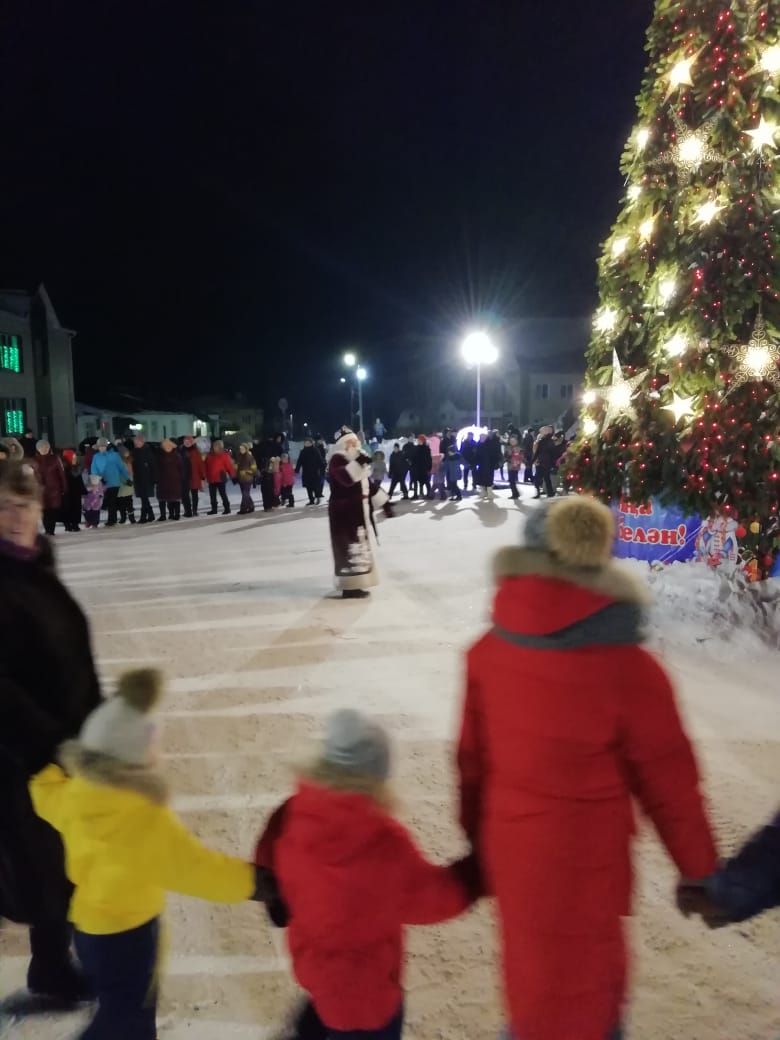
[356,453,372,467]
[676,879,728,929]
[251,866,290,927]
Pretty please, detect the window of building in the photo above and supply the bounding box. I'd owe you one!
[535,384,549,400]
[0,334,22,374]
[560,384,574,399]
[170,420,178,438]
[2,398,26,436]
[150,421,159,439]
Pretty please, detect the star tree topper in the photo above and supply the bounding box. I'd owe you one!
[722,313,780,393]
[658,113,725,185]
[601,350,647,431]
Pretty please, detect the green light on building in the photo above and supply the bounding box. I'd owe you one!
[5,409,24,435]
[1,336,21,374]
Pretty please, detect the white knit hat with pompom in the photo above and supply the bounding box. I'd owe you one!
[80,669,163,767]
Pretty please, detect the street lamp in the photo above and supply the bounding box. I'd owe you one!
[343,353,367,433]
[461,331,498,428]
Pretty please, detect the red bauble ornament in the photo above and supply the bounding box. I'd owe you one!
[735,525,747,538]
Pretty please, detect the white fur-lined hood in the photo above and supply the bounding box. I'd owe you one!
[493,545,651,606]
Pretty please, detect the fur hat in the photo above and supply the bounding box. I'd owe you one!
[323,709,390,782]
[524,497,615,569]
[79,669,164,767]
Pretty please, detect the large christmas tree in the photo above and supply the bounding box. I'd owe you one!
[569,0,780,567]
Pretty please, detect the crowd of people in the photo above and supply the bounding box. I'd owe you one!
[0,424,567,536]
[0,464,777,1040]
[377,426,569,504]
[0,430,332,533]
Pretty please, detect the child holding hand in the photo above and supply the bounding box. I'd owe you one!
[30,669,271,1040]
[255,709,480,1040]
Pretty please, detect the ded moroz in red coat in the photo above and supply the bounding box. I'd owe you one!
[457,534,717,1040]
[327,432,388,592]
[255,782,474,1032]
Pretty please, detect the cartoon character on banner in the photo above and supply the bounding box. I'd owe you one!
[695,515,739,569]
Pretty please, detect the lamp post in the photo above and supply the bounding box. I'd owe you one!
[343,353,367,435]
[461,332,498,428]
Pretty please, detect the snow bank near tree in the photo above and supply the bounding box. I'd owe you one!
[622,558,780,655]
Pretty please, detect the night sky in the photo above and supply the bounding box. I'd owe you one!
[2,1,652,434]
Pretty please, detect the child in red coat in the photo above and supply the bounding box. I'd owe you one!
[279,453,295,508]
[256,709,479,1040]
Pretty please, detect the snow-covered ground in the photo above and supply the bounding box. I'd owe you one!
[1,486,778,1039]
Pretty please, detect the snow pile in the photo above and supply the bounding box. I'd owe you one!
[624,558,780,655]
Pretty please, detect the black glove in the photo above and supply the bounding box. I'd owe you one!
[356,453,372,467]
[251,866,290,927]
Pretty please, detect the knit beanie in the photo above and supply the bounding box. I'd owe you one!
[79,669,163,767]
[523,497,615,569]
[323,709,391,782]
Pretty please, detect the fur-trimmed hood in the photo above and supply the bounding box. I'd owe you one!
[493,546,649,606]
[491,547,650,648]
[59,739,169,805]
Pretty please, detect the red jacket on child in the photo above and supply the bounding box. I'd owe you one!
[204,451,235,484]
[256,782,473,1031]
[458,549,717,1040]
[279,461,295,488]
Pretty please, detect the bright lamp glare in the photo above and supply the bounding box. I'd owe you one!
[462,332,498,366]
[356,366,367,381]
[343,352,357,367]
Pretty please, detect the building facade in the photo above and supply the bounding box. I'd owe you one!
[0,285,77,445]
[75,404,214,444]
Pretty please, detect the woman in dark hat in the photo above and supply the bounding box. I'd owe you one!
[0,460,101,1004]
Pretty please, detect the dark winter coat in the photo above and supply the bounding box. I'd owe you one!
[0,537,102,924]
[178,444,192,491]
[522,432,534,456]
[255,783,474,1032]
[21,436,36,458]
[132,443,157,498]
[157,448,184,502]
[442,452,463,483]
[184,444,206,490]
[474,440,494,487]
[458,549,717,1040]
[33,452,67,510]
[488,434,503,470]
[388,450,408,480]
[440,433,456,456]
[296,445,325,489]
[709,809,780,922]
[533,433,558,471]
[412,442,432,480]
[401,441,416,470]
[461,436,477,465]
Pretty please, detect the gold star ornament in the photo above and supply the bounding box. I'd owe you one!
[601,350,647,431]
[745,116,778,154]
[722,314,780,393]
[663,392,697,424]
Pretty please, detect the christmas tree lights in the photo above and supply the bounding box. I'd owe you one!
[568,0,780,576]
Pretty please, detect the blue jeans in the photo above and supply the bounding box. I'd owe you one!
[294,1000,404,1039]
[75,918,159,1039]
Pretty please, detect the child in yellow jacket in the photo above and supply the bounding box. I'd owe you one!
[30,668,269,1040]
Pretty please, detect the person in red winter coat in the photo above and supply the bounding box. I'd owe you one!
[181,435,206,517]
[204,440,235,515]
[457,497,717,1040]
[256,709,479,1040]
[32,440,67,535]
[279,452,295,508]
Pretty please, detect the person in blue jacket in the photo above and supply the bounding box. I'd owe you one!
[91,438,130,527]
[678,808,780,926]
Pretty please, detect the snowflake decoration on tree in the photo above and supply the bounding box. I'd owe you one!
[657,112,725,185]
[722,313,780,393]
